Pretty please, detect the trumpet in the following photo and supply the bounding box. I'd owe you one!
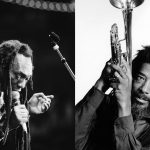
[110,0,144,67]
[110,23,122,66]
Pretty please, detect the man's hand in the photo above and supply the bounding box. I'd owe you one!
[13,105,29,123]
[10,104,29,130]
[28,93,54,114]
[111,57,132,117]
[95,60,112,93]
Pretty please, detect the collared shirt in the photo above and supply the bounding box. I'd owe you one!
[75,87,150,150]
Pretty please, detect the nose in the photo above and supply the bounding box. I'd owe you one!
[141,80,150,94]
[17,79,26,89]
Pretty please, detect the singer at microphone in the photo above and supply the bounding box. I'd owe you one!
[0,40,54,150]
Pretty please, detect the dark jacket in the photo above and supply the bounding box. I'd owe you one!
[75,87,150,150]
[0,98,30,150]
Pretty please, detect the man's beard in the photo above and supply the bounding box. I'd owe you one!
[132,92,150,120]
[132,102,150,120]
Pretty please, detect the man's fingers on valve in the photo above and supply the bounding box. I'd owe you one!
[114,71,121,80]
[111,64,126,79]
[121,56,131,73]
[121,65,127,74]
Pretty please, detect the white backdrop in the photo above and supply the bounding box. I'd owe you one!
[76,0,150,104]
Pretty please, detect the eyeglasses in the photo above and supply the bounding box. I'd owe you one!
[11,71,31,81]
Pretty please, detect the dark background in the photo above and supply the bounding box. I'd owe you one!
[0,0,74,150]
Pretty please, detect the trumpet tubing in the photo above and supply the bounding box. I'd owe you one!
[109,0,145,67]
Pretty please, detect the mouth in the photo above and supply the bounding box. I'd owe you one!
[136,97,148,104]
[135,97,149,108]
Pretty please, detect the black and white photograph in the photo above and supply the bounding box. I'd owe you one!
[0,0,74,150]
[76,0,150,149]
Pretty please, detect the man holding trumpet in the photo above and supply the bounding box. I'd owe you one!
[75,46,150,150]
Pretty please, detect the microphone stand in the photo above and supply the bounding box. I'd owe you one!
[49,33,75,81]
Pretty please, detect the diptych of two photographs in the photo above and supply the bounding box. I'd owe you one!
[1,0,150,150]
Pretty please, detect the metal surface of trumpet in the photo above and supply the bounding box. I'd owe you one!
[110,23,122,65]
[109,0,144,9]
[109,0,144,67]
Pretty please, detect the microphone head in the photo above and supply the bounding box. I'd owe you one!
[49,32,60,46]
[12,91,20,105]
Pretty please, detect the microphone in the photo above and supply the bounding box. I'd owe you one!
[49,32,60,48]
[12,91,27,133]
[49,32,60,43]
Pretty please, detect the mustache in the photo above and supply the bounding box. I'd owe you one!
[133,92,150,102]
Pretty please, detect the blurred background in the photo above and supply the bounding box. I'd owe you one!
[0,0,74,150]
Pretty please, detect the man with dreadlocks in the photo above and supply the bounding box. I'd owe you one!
[0,40,53,150]
[76,46,150,150]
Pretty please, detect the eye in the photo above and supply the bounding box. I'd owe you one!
[135,75,145,83]
[20,73,31,81]
[15,73,21,80]
[13,72,31,81]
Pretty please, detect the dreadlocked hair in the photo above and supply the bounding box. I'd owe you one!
[132,46,150,79]
[0,40,34,91]
[0,40,33,146]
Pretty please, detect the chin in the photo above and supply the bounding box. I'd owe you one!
[132,100,150,120]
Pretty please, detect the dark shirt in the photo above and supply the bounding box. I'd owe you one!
[75,87,150,150]
[0,93,29,150]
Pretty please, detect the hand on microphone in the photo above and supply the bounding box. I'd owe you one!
[28,92,53,114]
[13,105,29,132]
[11,91,29,133]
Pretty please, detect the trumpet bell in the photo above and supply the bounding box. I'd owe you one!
[109,0,144,9]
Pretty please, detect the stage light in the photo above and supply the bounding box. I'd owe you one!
[49,2,54,11]
[69,3,74,12]
[16,0,21,4]
[42,1,48,9]
[8,0,14,2]
[35,1,41,8]
[29,0,35,7]
[1,0,75,13]
[62,3,67,12]
[22,0,28,6]
[55,3,61,11]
